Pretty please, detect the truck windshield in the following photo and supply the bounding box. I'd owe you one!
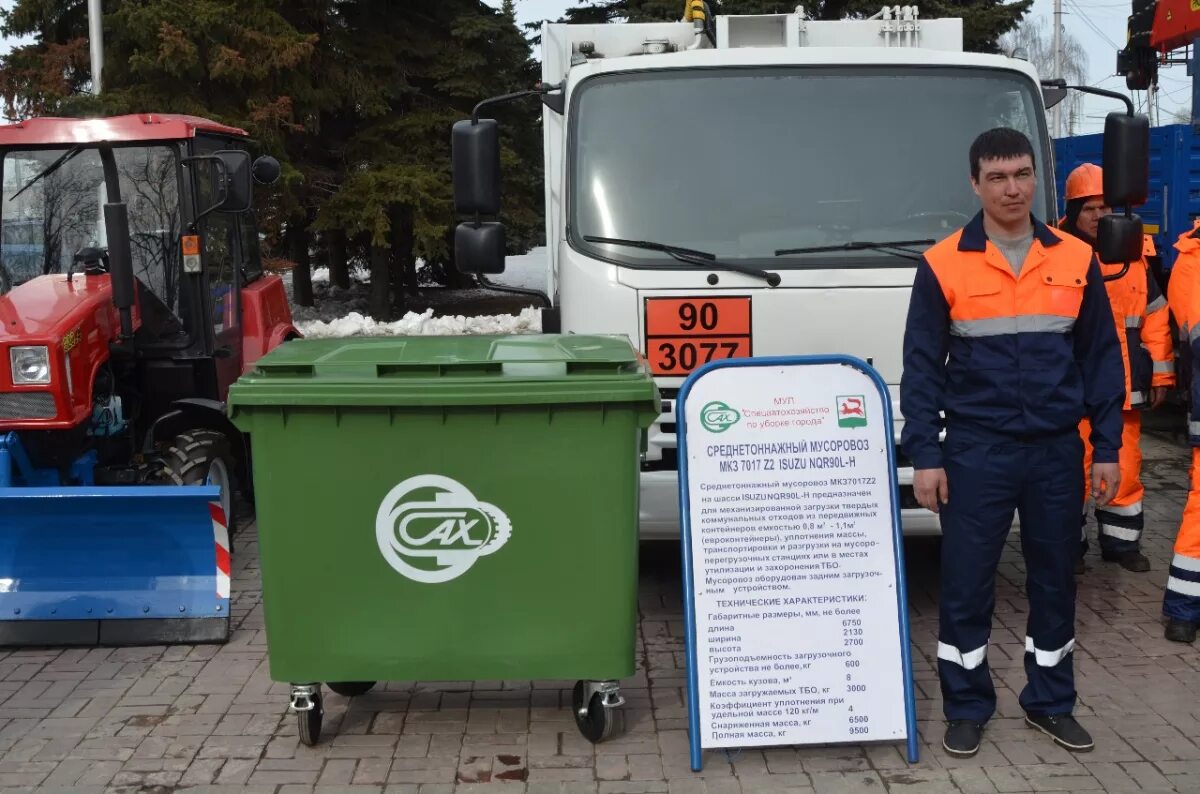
[570,66,1050,268]
[1,146,183,311]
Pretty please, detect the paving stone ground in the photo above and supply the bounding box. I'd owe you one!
[3,423,1200,793]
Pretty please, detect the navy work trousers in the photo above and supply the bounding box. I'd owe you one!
[936,429,1083,723]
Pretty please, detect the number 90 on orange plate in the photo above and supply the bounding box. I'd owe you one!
[643,296,752,376]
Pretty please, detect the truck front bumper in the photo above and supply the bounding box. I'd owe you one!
[637,466,943,539]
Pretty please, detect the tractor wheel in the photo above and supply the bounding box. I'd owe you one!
[186,428,253,517]
[162,430,239,541]
[0,266,10,295]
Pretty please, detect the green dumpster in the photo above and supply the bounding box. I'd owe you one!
[228,334,660,745]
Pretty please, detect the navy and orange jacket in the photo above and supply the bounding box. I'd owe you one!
[1053,228,1175,409]
[900,213,1126,470]
[1098,237,1174,409]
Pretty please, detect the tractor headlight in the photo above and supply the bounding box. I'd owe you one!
[10,346,50,385]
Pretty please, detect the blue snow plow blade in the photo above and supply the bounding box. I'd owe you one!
[0,485,231,646]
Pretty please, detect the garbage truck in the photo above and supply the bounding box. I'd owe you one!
[452,4,1150,538]
[0,114,297,646]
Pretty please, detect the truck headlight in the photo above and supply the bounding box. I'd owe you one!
[10,346,50,385]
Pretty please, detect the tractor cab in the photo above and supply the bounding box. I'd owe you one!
[2,117,273,372]
[0,114,297,647]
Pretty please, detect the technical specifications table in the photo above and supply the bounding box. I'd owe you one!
[677,357,917,769]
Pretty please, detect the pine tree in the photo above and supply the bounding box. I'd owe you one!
[312,0,542,319]
[0,1,316,129]
[0,1,546,319]
[0,0,322,299]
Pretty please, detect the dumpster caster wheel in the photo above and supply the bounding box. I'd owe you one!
[327,681,375,697]
[290,685,323,746]
[573,680,625,743]
[297,700,322,746]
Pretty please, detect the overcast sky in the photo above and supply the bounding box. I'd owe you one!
[0,0,1182,135]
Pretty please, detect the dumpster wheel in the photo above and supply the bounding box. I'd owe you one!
[327,681,376,697]
[291,685,323,746]
[573,680,625,743]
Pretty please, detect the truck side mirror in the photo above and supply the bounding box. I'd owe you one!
[455,222,506,274]
[1097,213,1144,265]
[452,119,501,215]
[1042,86,1067,110]
[1102,112,1149,207]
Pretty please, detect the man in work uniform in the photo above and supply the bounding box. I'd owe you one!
[1059,163,1175,574]
[1162,220,1200,643]
[901,128,1125,758]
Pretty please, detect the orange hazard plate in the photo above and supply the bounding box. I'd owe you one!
[644,296,752,376]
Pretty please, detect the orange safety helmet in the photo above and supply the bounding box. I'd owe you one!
[1065,163,1104,202]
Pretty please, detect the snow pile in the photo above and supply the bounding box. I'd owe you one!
[486,247,549,294]
[281,246,549,338]
[310,265,371,285]
[295,307,542,338]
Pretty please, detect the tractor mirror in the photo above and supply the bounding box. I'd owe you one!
[1102,112,1149,207]
[1096,213,1144,265]
[214,150,253,213]
[252,155,281,186]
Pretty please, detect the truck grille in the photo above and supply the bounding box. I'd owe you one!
[643,388,678,472]
[0,391,56,420]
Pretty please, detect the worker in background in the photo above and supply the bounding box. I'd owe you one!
[902,128,1125,758]
[1059,163,1175,574]
[1162,220,1200,644]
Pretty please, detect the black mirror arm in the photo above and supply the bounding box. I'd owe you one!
[1102,261,1133,282]
[470,82,564,124]
[1042,80,1136,116]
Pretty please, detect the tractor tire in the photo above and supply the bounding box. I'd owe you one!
[188,428,254,518]
[0,266,10,295]
[162,430,239,542]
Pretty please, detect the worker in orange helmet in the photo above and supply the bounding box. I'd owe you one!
[1162,219,1200,643]
[1060,163,1175,573]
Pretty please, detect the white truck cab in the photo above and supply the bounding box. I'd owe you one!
[451,7,1142,539]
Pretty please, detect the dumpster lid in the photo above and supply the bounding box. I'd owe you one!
[227,334,661,409]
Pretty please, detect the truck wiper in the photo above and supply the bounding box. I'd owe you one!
[10,145,83,201]
[584,236,781,287]
[774,239,935,262]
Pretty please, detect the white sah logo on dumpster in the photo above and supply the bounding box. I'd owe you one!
[375,474,512,583]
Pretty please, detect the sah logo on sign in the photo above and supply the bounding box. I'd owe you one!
[836,395,867,428]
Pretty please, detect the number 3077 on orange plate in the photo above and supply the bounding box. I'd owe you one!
[643,296,752,376]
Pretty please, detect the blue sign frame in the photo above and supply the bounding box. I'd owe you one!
[676,354,919,771]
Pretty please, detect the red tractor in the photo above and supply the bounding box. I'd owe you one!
[0,114,299,646]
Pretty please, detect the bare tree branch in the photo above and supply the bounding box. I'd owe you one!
[999,17,1089,134]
